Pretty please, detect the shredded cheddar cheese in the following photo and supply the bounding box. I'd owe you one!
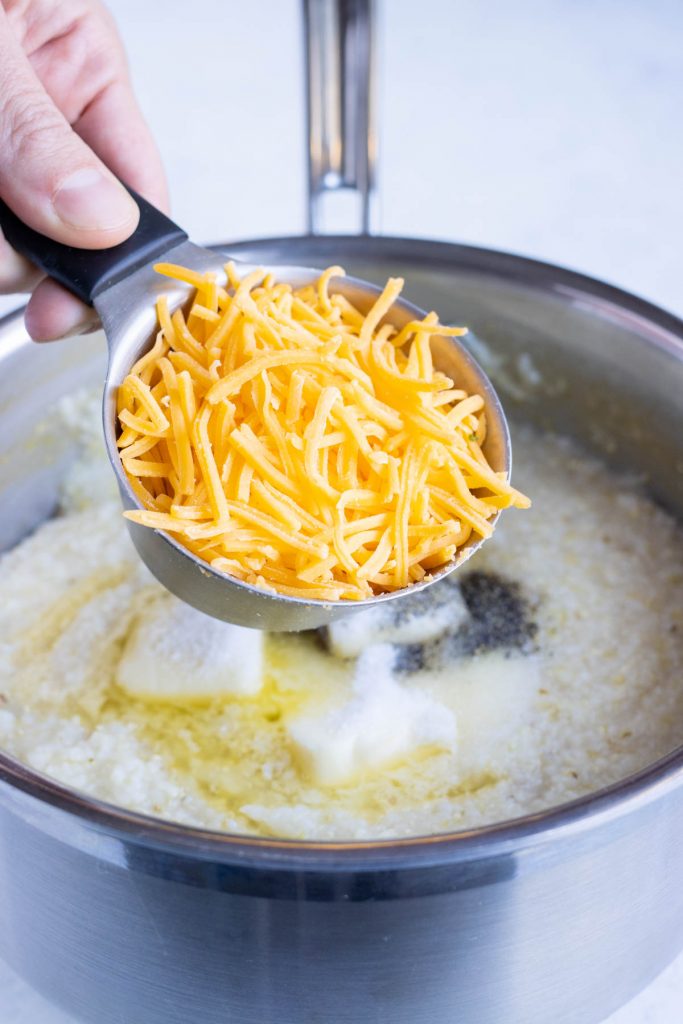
[118,264,530,600]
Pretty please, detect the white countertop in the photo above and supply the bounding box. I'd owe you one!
[2,1,682,1020]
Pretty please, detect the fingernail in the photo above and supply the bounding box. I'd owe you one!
[52,168,137,232]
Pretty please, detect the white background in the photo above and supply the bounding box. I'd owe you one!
[2,0,683,1020]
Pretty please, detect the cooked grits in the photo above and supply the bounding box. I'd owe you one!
[0,391,682,840]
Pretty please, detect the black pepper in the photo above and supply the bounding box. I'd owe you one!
[456,571,538,657]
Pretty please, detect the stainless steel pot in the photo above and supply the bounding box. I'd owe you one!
[2,3,683,1022]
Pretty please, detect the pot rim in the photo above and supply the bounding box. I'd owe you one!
[1,232,683,871]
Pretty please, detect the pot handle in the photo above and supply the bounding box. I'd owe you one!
[303,0,377,235]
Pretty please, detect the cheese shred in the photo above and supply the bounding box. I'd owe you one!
[118,264,530,600]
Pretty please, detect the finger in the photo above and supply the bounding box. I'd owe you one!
[75,77,170,214]
[0,230,42,293]
[21,1,169,213]
[0,9,139,249]
[24,277,98,342]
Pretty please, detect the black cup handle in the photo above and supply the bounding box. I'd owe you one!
[0,188,188,305]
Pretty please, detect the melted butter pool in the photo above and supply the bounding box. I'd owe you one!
[97,632,492,835]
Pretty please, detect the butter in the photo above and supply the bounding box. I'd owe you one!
[422,649,541,776]
[116,595,263,701]
[286,644,457,786]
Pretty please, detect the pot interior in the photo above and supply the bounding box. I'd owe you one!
[0,236,682,839]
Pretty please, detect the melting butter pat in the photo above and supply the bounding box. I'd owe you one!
[286,644,457,786]
[444,651,540,772]
[116,595,263,701]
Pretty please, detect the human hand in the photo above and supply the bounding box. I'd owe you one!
[0,0,168,340]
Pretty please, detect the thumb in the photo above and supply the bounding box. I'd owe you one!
[0,15,139,250]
